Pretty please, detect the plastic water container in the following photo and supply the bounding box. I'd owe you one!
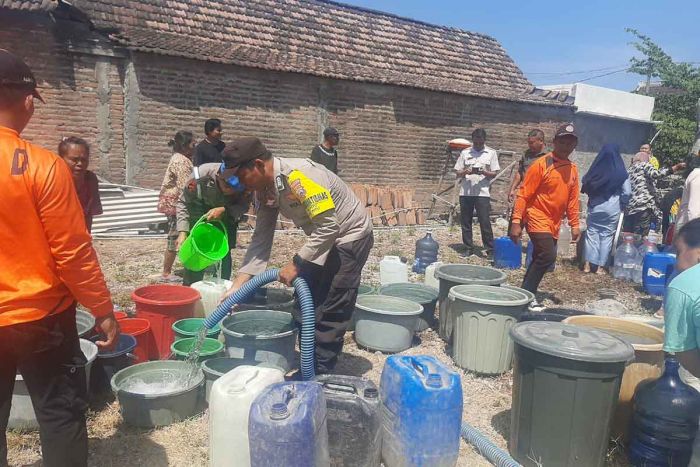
[510,322,634,466]
[190,279,230,318]
[493,236,522,269]
[629,356,700,466]
[313,375,381,467]
[209,365,285,467]
[380,256,408,285]
[642,252,676,296]
[424,261,443,289]
[380,355,462,467]
[557,219,572,257]
[132,284,200,360]
[413,231,439,273]
[613,234,643,283]
[249,381,330,467]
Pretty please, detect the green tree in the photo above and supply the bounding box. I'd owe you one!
[627,28,700,164]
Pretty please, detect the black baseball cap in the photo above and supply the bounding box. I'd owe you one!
[222,137,271,168]
[0,49,44,103]
[323,127,339,138]
[554,123,577,139]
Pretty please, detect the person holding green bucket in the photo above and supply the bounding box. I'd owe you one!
[176,162,250,285]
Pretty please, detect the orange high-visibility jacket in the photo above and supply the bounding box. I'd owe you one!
[0,126,112,326]
[512,152,580,238]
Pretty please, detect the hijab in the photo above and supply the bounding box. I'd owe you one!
[581,143,628,208]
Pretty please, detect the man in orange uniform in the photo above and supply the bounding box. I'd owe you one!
[0,50,119,466]
[510,123,581,312]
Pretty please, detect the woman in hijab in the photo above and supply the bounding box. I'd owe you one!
[582,144,631,273]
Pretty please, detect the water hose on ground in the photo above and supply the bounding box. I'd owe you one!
[202,268,316,380]
[461,421,521,467]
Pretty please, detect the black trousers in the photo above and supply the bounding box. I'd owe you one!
[297,233,374,373]
[459,196,494,251]
[0,306,88,467]
[522,233,558,295]
[623,209,654,237]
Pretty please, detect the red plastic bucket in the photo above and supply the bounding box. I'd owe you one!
[131,285,200,359]
[114,311,128,320]
[118,318,152,363]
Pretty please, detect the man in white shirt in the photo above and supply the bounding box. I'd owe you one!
[454,128,500,256]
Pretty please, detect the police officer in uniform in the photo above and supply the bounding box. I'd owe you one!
[223,137,373,373]
[175,163,250,285]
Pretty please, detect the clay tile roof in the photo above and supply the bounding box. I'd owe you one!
[14,0,568,106]
[0,0,57,11]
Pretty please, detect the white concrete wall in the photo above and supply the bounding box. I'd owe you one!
[572,83,655,121]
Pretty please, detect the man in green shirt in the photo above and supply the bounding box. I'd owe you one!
[662,217,700,377]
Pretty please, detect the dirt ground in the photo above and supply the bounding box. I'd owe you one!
[7,225,653,466]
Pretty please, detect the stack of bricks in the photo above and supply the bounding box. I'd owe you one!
[242,184,426,230]
[349,184,426,227]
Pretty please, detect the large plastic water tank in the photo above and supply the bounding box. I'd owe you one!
[509,322,634,466]
[434,264,507,342]
[380,355,462,467]
[249,381,330,467]
[209,365,285,467]
[449,284,531,375]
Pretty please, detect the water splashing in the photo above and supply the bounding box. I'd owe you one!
[182,327,208,386]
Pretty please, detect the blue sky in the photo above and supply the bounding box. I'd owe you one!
[341,0,699,91]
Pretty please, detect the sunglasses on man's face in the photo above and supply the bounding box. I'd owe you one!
[219,163,245,192]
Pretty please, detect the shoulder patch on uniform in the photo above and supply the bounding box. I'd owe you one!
[275,175,285,191]
[287,169,335,218]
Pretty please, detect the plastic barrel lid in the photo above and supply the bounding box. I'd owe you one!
[510,322,635,363]
[448,284,531,307]
[355,295,423,316]
[434,264,507,285]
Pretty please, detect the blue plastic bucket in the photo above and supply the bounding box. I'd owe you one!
[494,236,522,269]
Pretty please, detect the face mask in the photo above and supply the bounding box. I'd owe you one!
[219,163,246,192]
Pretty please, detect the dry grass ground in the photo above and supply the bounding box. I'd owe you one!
[8,225,651,466]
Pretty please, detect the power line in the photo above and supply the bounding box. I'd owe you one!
[574,68,631,83]
[526,65,629,76]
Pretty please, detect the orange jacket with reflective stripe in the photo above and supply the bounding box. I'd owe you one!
[0,126,113,326]
[512,152,580,238]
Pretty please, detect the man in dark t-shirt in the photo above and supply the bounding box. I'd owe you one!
[310,127,339,174]
[193,118,225,166]
[508,128,548,203]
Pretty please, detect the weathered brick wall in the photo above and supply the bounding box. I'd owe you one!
[4,15,574,207]
[1,12,126,183]
[126,53,320,188]
[129,54,574,197]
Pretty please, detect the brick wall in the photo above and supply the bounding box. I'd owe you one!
[129,54,573,197]
[4,14,574,207]
[1,12,127,183]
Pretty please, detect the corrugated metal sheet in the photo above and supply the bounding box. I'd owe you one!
[91,182,167,236]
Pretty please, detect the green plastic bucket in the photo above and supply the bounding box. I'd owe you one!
[172,318,221,341]
[170,337,224,362]
[178,215,229,272]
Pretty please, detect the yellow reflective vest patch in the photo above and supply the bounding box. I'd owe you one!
[287,169,335,218]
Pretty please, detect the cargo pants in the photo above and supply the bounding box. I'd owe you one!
[297,233,374,373]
